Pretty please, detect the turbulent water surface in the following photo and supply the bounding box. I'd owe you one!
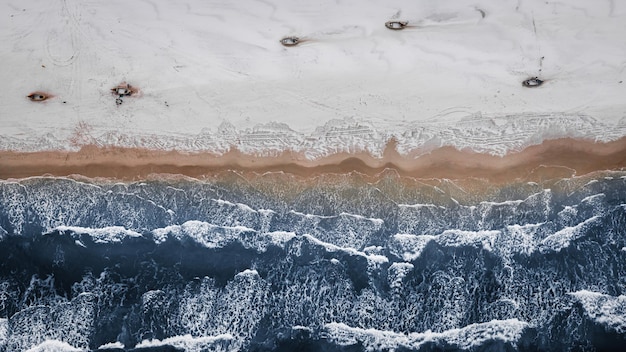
[1,172,626,351]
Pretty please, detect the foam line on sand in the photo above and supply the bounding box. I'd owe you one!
[1,137,625,183]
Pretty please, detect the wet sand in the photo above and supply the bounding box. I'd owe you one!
[1,137,625,183]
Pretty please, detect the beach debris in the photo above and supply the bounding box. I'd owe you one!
[522,77,544,87]
[27,92,50,102]
[385,21,408,30]
[280,36,300,46]
[111,83,134,97]
[111,82,138,106]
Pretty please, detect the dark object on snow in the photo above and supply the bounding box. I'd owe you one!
[27,92,49,101]
[522,77,544,87]
[385,21,408,30]
[111,83,133,97]
[280,36,300,46]
[111,82,138,106]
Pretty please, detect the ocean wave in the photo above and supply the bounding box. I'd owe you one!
[569,291,626,334]
[24,340,82,352]
[135,333,234,351]
[324,319,529,351]
[50,225,143,244]
[1,174,626,350]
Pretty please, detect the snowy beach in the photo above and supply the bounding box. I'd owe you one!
[1,0,625,157]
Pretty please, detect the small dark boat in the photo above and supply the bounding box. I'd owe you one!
[280,36,300,46]
[522,77,544,87]
[385,21,408,30]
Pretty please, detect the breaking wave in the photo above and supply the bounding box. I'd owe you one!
[1,172,626,351]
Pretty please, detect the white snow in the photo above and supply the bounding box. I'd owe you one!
[325,319,528,350]
[1,0,625,156]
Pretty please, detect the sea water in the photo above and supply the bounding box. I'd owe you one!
[0,173,625,351]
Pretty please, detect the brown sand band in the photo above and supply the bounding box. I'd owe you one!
[1,137,625,183]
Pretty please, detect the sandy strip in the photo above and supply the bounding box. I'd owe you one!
[1,137,625,183]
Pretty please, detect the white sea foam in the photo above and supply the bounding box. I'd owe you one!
[24,340,81,352]
[498,223,544,257]
[388,262,414,289]
[436,229,500,251]
[51,225,143,244]
[540,216,601,253]
[390,213,604,261]
[569,290,626,333]
[97,341,124,349]
[135,333,234,350]
[236,269,260,279]
[152,221,254,247]
[397,203,441,209]
[324,319,528,350]
[213,199,257,213]
[389,234,436,261]
[0,318,7,348]
[289,210,383,225]
[303,234,389,265]
[266,231,297,248]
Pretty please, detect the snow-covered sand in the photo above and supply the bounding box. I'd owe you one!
[1,0,625,157]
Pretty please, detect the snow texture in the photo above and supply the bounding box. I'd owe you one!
[1,0,625,156]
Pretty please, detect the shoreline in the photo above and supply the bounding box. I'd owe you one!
[1,137,626,183]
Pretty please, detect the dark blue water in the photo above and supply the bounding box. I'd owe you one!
[1,173,625,351]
